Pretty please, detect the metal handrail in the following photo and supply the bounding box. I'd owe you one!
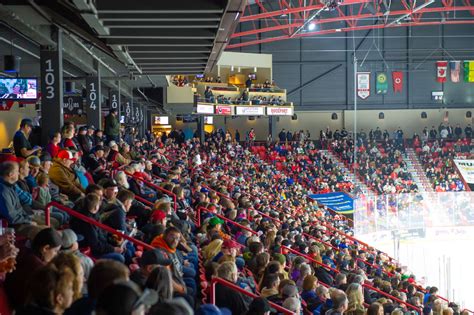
[44,201,154,251]
[124,171,177,212]
[196,207,257,236]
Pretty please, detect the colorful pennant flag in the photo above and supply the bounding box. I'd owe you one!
[376,72,388,94]
[392,71,403,93]
[450,61,460,83]
[464,61,474,82]
[436,61,448,83]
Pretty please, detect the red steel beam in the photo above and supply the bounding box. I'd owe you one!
[227,19,474,49]
[231,5,474,40]
[240,0,371,22]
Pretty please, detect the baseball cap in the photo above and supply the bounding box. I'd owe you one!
[20,118,33,127]
[60,229,84,250]
[39,152,52,162]
[150,210,167,223]
[139,249,172,267]
[108,140,117,147]
[222,239,240,249]
[57,150,77,162]
[27,155,41,167]
[93,145,105,152]
[96,280,158,314]
[208,217,225,228]
[102,179,118,189]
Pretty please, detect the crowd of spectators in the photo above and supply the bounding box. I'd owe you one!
[0,113,470,315]
[203,86,286,106]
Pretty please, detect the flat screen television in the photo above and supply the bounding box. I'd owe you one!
[249,73,257,80]
[0,78,38,100]
[195,74,204,79]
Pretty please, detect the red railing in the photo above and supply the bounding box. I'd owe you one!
[281,245,340,275]
[134,195,154,206]
[209,277,295,315]
[44,202,154,251]
[282,245,420,312]
[124,171,177,212]
[196,207,257,236]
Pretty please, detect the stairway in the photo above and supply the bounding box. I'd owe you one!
[320,149,372,197]
[404,148,434,193]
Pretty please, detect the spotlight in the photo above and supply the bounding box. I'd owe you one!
[4,55,20,73]
[307,22,316,31]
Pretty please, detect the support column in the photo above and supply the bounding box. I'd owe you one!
[198,116,205,143]
[109,82,121,116]
[86,60,102,129]
[40,28,64,144]
[268,116,277,140]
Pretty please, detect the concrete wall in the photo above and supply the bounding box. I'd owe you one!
[170,109,472,140]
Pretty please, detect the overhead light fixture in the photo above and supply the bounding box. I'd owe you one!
[253,67,257,72]
[290,5,326,38]
[231,65,234,71]
[238,67,241,72]
[307,22,316,31]
[234,12,240,21]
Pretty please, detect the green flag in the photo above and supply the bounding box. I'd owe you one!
[376,72,388,94]
[464,61,474,82]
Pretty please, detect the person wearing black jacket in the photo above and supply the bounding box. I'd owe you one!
[70,193,125,263]
[314,265,334,287]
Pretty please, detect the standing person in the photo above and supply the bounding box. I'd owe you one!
[235,130,241,143]
[104,108,120,143]
[249,128,256,146]
[13,118,41,158]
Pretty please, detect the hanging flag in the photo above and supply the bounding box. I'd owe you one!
[436,61,448,83]
[464,61,474,82]
[357,72,371,99]
[392,71,403,93]
[376,72,388,94]
[450,61,461,83]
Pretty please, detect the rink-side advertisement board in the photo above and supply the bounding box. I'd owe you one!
[309,192,354,214]
[454,159,474,184]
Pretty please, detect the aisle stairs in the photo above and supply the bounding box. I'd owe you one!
[404,148,434,193]
[320,149,372,197]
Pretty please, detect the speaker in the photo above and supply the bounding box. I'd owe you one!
[65,82,75,93]
[421,112,427,119]
[467,111,472,118]
[379,112,384,120]
[331,113,338,120]
[4,55,20,73]
[291,114,298,120]
[248,116,255,121]
[176,116,183,121]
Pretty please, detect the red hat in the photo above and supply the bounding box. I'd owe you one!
[57,150,77,162]
[222,239,240,249]
[150,210,167,223]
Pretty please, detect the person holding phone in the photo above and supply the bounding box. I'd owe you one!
[13,118,41,158]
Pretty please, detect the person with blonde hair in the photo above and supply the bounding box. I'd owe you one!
[301,274,319,302]
[345,283,365,315]
[49,251,85,301]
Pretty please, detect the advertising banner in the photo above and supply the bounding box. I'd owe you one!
[235,106,265,116]
[196,103,214,114]
[266,106,294,116]
[454,159,474,184]
[309,192,354,214]
[215,105,233,115]
[63,96,84,115]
